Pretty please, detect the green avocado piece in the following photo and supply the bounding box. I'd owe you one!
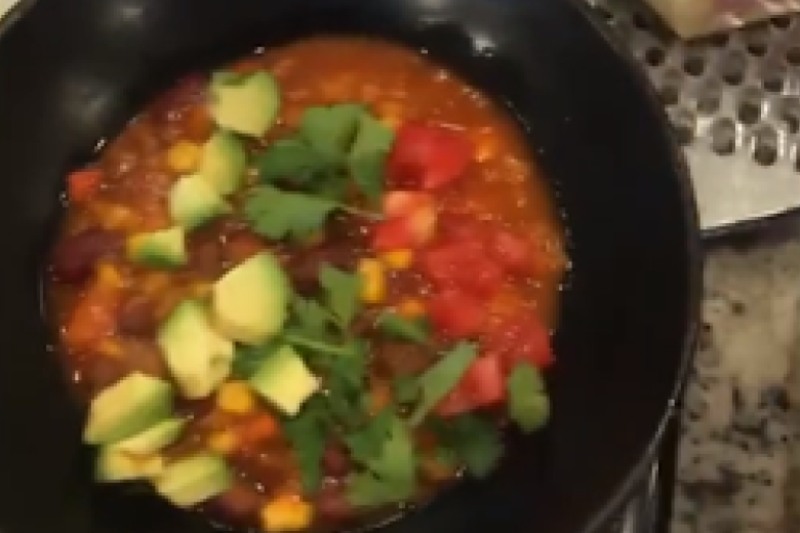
[169,175,230,229]
[209,70,280,138]
[157,300,234,399]
[83,373,173,446]
[211,251,290,346]
[249,344,319,416]
[155,453,233,507]
[198,131,247,196]
[112,418,186,455]
[127,226,187,268]
[95,448,164,483]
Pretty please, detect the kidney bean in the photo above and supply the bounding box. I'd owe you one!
[322,444,353,477]
[50,229,121,283]
[315,482,354,520]
[284,244,358,293]
[213,483,262,519]
[117,295,157,336]
[86,357,127,394]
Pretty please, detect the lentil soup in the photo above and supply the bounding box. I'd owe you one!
[47,37,566,533]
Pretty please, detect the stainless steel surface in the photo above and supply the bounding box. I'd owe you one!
[589,0,800,232]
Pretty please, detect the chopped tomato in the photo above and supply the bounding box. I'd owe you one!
[372,194,436,251]
[436,212,492,244]
[421,240,503,296]
[67,169,103,203]
[387,122,473,190]
[483,313,554,370]
[491,231,531,274]
[436,356,505,416]
[427,290,485,338]
[382,191,433,218]
[239,412,280,449]
[373,218,415,251]
[467,260,504,297]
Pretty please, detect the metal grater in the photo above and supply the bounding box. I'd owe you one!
[587,0,800,233]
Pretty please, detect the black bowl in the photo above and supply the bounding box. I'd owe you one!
[0,1,701,533]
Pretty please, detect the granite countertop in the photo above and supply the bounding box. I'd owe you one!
[672,216,800,533]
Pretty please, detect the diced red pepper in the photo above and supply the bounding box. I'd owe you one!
[427,290,485,338]
[67,168,103,203]
[387,122,473,191]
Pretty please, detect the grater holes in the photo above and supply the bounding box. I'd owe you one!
[762,67,786,94]
[744,27,771,57]
[751,125,779,166]
[778,97,800,134]
[707,33,730,47]
[659,68,683,106]
[683,54,706,77]
[645,46,665,67]
[771,16,793,30]
[710,117,737,156]
[669,107,696,145]
[695,79,723,114]
[786,47,800,67]
[737,86,765,125]
[631,11,651,31]
[721,51,747,85]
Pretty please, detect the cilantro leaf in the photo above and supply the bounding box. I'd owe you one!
[300,104,364,157]
[408,342,479,426]
[346,417,417,508]
[350,113,395,159]
[393,375,420,405]
[348,151,385,203]
[376,311,430,344]
[290,296,334,338]
[432,414,503,478]
[244,185,338,241]
[319,264,361,329]
[345,409,395,465]
[283,397,331,493]
[506,363,550,433]
[257,138,332,184]
[231,341,279,379]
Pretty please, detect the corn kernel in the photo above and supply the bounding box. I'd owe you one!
[476,135,499,162]
[375,101,403,129]
[397,298,426,318]
[166,141,201,173]
[217,381,256,415]
[96,338,123,358]
[261,495,314,532]
[358,259,386,304]
[208,430,239,455]
[189,282,212,299]
[379,248,413,270]
[97,263,124,289]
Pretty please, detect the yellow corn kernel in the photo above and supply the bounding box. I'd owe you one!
[166,141,201,173]
[397,298,426,318]
[358,259,386,304]
[96,338,123,358]
[208,430,239,455]
[216,381,256,415]
[97,263,124,290]
[476,136,499,163]
[379,248,413,270]
[261,495,314,532]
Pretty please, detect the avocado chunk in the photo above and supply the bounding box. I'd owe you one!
[209,70,280,138]
[155,453,233,508]
[169,175,230,229]
[249,344,319,416]
[95,447,164,483]
[211,252,290,346]
[84,373,173,445]
[158,300,235,399]
[198,131,247,196]
[112,418,186,455]
[127,226,187,268]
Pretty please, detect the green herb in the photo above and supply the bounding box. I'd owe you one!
[376,311,430,345]
[255,103,394,205]
[300,104,364,156]
[319,264,361,329]
[244,185,339,242]
[408,342,479,426]
[257,138,333,185]
[230,341,279,379]
[506,363,550,432]
[290,296,334,338]
[431,414,503,478]
[347,416,417,508]
[282,397,331,493]
[345,409,395,465]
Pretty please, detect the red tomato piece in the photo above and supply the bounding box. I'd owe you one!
[382,191,433,218]
[420,241,481,286]
[67,169,103,203]
[372,217,415,251]
[63,284,121,349]
[436,356,505,416]
[387,122,473,190]
[483,313,554,371]
[437,212,492,244]
[463,259,504,297]
[373,191,436,250]
[428,290,485,338]
[491,231,531,274]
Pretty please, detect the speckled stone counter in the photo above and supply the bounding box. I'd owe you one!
[671,217,800,533]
